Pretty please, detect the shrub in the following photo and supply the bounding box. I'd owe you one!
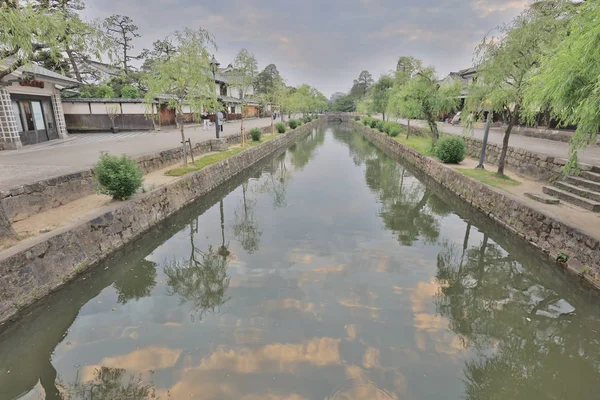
[369,119,378,129]
[361,117,371,126]
[249,128,262,142]
[383,121,394,135]
[95,153,143,200]
[389,125,402,137]
[121,85,140,99]
[289,119,300,129]
[354,115,360,121]
[376,120,385,132]
[435,136,467,163]
[276,122,286,133]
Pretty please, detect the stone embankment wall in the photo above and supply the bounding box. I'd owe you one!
[0,121,317,325]
[0,126,274,235]
[400,123,582,181]
[355,122,600,289]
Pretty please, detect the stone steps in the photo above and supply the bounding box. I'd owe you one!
[553,181,600,203]
[566,176,600,192]
[525,192,560,205]
[543,186,600,211]
[580,170,600,183]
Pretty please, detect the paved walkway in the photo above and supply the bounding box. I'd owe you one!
[0,117,278,190]
[374,116,600,167]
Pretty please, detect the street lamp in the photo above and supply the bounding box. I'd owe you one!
[210,55,221,139]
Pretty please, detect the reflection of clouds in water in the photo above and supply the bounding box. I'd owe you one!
[410,281,466,356]
[363,347,381,369]
[80,346,181,379]
[346,324,357,341]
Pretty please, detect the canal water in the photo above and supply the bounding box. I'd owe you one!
[2,123,600,400]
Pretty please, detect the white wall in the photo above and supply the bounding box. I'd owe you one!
[63,101,153,115]
[6,81,56,97]
[62,102,90,115]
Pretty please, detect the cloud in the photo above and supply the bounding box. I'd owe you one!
[83,0,533,96]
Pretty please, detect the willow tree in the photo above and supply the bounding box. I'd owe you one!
[370,74,394,120]
[231,48,258,141]
[0,0,79,79]
[468,0,573,176]
[143,28,217,167]
[388,62,460,141]
[524,0,594,173]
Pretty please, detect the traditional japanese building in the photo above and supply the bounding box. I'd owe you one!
[0,63,79,149]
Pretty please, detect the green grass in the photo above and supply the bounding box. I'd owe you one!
[166,134,275,177]
[394,134,435,155]
[457,168,521,189]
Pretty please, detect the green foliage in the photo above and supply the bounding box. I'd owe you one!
[370,74,394,117]
[389,124,402,137]
[275,122,286,133]
[383,121,394,135]
[232,48,259,111]
[349,70,374,99]
[94,153,143,199]
[120,85,140,98]
[288,119,300,129]
[369,119,378,129]
[249,128,262,142]
[354,116,360,121]
[523,1,594,173]
[376,120,385,132]
[435,136,466,164]
[78,84,115,98]
[331,94,355,112]
[290,84,328,115]
[361,117,372,126]
[556,252,569,263]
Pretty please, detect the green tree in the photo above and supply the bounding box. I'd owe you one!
[143,28,217,167]
[254,63,280,96]
[332,94,356,112]
[524,0,593,173]
[388,62,460,141]
[231,48,259,137]
[468,0,571,176]
[370,74,394,120]
[0,0,96,80]
[104,14,142,75]
[121,84,140,98]
[33,50,71,74]
[349,70,374,99]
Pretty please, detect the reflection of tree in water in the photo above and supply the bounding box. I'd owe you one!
[334,131,442,245]
[289,128,326,169]
[112,259,157,304]
[254,154,291,208]
[435,224,600,399]
[56,367,161,399]
[164,217,231,322]
[232,181,262,254]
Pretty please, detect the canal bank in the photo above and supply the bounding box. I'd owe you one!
[352,120,600,289]
[3,123,600,399]
[0,120,319,326]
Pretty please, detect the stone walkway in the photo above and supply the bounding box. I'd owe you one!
[0,117,280,190]
[374,116,600,167]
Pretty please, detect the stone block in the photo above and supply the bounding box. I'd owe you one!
[210,138,229,152]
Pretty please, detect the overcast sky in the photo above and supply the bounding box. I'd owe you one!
[83,0,531,97]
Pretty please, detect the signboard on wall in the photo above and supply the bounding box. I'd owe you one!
[19,79,45,88]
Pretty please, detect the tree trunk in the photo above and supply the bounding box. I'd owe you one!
[179,108,187,167]
[497,104,520,176]
[406,119,411,139]
[241,104,246,146]
[425,112,439,141]
[66,47,82,82]
[382,112,385,122]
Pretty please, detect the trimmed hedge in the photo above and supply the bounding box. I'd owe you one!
[249,127,262,141]
[95,153,143,200]
[435,136,467,163]
[289,119,300,129]
[276,122,286,133]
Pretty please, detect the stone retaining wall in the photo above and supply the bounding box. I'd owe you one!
[397,122,579,181]
[0,126,274,234]
[354,122,600,290]
[0,121,317,325]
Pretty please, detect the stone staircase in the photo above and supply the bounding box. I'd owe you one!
[541,167,600,211]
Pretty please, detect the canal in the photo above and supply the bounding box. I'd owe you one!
[2,123,600,399]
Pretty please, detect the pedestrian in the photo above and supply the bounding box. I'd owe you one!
[202,111,209,130]
[217,110,224,133]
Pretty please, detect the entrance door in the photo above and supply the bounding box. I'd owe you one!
[17,100,50,145]
[31,101,50,143]
[41,101,58,140]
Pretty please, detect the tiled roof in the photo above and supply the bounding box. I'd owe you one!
[18,64,80,86]
[62,97,157,103]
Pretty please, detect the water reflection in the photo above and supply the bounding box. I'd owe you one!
[3,125,600,399]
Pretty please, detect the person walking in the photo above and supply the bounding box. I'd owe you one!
[217,110,224,133]
[202,111,209,130]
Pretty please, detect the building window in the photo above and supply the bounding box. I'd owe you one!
[11,101,23,132]
[21,101,35,131]
[230,106,235,114]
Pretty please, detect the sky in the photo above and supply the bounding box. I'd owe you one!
[82,0,532,98]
